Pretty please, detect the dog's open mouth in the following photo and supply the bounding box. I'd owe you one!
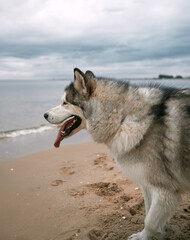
[54,115,81,148]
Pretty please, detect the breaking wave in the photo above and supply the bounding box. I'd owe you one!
[0,125,55,139]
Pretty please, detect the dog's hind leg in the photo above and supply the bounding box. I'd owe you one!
[128,188,181,240]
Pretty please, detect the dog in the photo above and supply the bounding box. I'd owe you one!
[44,68,190,240]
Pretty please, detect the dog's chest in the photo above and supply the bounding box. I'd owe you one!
[114,156,146,185]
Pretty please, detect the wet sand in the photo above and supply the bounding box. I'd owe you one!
[0,129,91,162]
[0,142,189,240]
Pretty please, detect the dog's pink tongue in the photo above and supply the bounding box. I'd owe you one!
[53,118,75,148]
[54,128,64,148]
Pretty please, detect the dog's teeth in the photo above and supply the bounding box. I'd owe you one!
[61,131,65,134]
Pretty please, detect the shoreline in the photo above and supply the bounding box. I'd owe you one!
[0,129,91,162]
[0,141,189,240]
[1,79,189,163]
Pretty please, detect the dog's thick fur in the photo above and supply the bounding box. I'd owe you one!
[45,68,190,240]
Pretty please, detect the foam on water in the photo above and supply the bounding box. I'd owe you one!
[0,125,55,139]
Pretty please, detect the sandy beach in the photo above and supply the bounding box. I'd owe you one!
[0,142,189,240]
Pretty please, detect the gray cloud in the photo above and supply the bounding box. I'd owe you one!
[0,0,190,79]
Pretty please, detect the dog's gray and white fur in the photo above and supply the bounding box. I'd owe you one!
[44,68,190,240]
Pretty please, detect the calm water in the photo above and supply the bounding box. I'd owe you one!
[0,80,70,134]
[0,78,189,161]
[0,79,92,161]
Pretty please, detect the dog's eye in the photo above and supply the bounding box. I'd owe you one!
[63,102,68,105]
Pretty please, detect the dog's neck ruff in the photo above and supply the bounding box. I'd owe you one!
[108,115,152,158]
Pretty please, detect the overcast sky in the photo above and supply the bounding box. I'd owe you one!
[0,0,190,80]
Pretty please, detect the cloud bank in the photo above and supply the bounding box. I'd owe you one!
[0,0,190,79]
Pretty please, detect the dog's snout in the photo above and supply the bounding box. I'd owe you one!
[44,112,49,119]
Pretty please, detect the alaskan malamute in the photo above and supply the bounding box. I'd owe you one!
[44,68,190,240]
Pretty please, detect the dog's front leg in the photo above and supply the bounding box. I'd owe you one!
[128,188,181,240]
[141,186,152,215]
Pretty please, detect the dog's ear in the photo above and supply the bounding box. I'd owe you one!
[74,68,95,98]
[85,70,95,79]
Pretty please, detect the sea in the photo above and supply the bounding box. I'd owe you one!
[0,79,190,161]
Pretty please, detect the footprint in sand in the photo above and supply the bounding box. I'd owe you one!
[120,195,132,202]
[61,166,75,175]
[51,179,64,186]
[94,153,114,171]
[88,229,103,240]
[94,153,107,165]
[88,182,121,197]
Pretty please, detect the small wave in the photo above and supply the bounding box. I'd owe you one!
[0,125,55,139]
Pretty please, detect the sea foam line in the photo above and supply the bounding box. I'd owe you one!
[0,125,55,139]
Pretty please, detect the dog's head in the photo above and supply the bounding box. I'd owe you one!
[44,68,96,148]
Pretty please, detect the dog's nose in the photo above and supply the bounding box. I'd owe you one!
[44,113,49,119]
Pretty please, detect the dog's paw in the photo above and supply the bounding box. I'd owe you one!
[128,230,159,240]
[127,229,157,240]
[128,230,146,240]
